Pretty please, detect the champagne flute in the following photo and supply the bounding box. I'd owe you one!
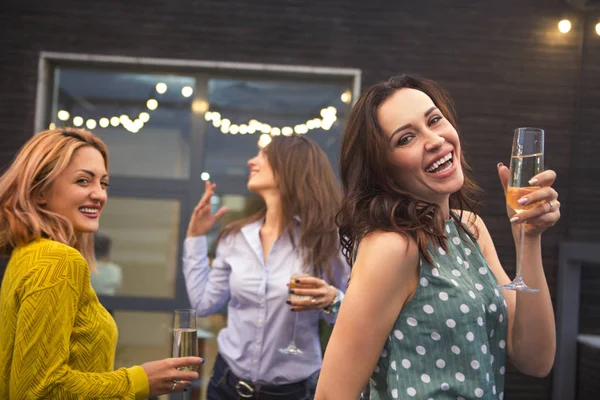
[279,273,310,355]
[499,127,544,292]
[172,309,199,370]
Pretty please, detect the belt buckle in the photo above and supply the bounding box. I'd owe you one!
[235,380,255,398]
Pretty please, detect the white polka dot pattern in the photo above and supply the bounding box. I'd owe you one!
[365,218,507,400]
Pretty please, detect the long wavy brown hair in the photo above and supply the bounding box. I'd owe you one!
[0,128,109,269]
[219,135,342,283]
[338,74,482,266]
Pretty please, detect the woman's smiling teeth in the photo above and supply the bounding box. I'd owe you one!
[425,152,453,173]
[79,207,98,215]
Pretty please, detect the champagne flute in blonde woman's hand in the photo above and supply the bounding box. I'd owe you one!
[499,127,543,292]
[173,309,199,371]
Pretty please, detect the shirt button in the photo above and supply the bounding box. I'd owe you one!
[258,319,263,325]
[256,339,261,344]
[253,359,257,364]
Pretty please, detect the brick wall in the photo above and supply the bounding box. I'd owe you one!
[1,1,599,398]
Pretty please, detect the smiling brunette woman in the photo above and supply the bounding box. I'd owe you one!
[0,128,203,399]
[315,75,559,400]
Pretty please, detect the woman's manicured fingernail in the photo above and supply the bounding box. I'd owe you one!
[497,162,504,169]
[529,178,539,185]
[295,279,300,283]
[517,197,529,205]
[289,289,295,294]
[201,359,205,364]
[286,300,291,305]
[510,216,520,223]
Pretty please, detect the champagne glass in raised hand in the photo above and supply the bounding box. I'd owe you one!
[499,127,544,293]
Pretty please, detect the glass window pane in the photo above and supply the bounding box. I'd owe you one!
[203,78,351,182]
[50,67,195,179]
[95,197,181,298]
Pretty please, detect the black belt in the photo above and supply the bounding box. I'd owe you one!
[222,362,308,398]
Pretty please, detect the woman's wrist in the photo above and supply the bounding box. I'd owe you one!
[323,286,340,314]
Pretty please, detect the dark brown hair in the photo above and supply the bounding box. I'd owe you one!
[338,74,481,266]
[219,135,342,283]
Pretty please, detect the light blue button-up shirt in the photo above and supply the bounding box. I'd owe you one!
[183,218,350,385]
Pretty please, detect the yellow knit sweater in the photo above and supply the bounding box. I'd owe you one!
[0,238,149,399]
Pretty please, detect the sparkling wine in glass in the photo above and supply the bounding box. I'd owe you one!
[279,273,310,355]
[172,309,199,371]
[499,127,544,293]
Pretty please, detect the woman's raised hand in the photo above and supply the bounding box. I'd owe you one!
[186,181,229,237]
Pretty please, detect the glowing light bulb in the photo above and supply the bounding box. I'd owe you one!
[341,90,352,104]
[558,19,571,33]
[139,112,150,123]
[596,22,600,36]
[147,99,158,110]
[181,86,194,97]
[73,116,83,126]
[99,118,109,128]
[258,134,272,148]
[57,110,70,121]
[192,99,209,114]
[110,117,120,127]
[201,172,210,181]
[156,82,167,94]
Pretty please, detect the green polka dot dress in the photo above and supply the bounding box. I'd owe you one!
[366,218,508,400]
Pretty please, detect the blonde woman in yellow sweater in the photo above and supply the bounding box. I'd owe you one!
[0,128,203,399]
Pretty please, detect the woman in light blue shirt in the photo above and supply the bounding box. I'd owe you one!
[183,135,350,400]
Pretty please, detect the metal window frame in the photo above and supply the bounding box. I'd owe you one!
[553,241,600,400]
[34,50,361,309]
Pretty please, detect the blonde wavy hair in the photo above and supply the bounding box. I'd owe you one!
[0,128,109,269]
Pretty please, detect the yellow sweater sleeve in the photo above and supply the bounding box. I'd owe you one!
[9,250,149,399]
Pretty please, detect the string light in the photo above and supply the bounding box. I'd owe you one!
[558,19,571,33]
[55,80,341,141]
[86,119,97,129]
[192,99,209,114]
[155,82,167,94]
[341,89,352,104]
[57,110,70,121]
[258,134,272,148]
[596,22,600,36]
[182,86,194,98]
[139,112,150,123]
[146,99,158,110]
[201,172,210,181]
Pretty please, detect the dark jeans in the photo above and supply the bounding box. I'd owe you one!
[207,353,318,400]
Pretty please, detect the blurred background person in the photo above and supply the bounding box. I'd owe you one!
[91,231,123,305]
[184,135,350,399]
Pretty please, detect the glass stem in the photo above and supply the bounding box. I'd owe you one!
[515,221,526,279]
[290,312,299,344]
